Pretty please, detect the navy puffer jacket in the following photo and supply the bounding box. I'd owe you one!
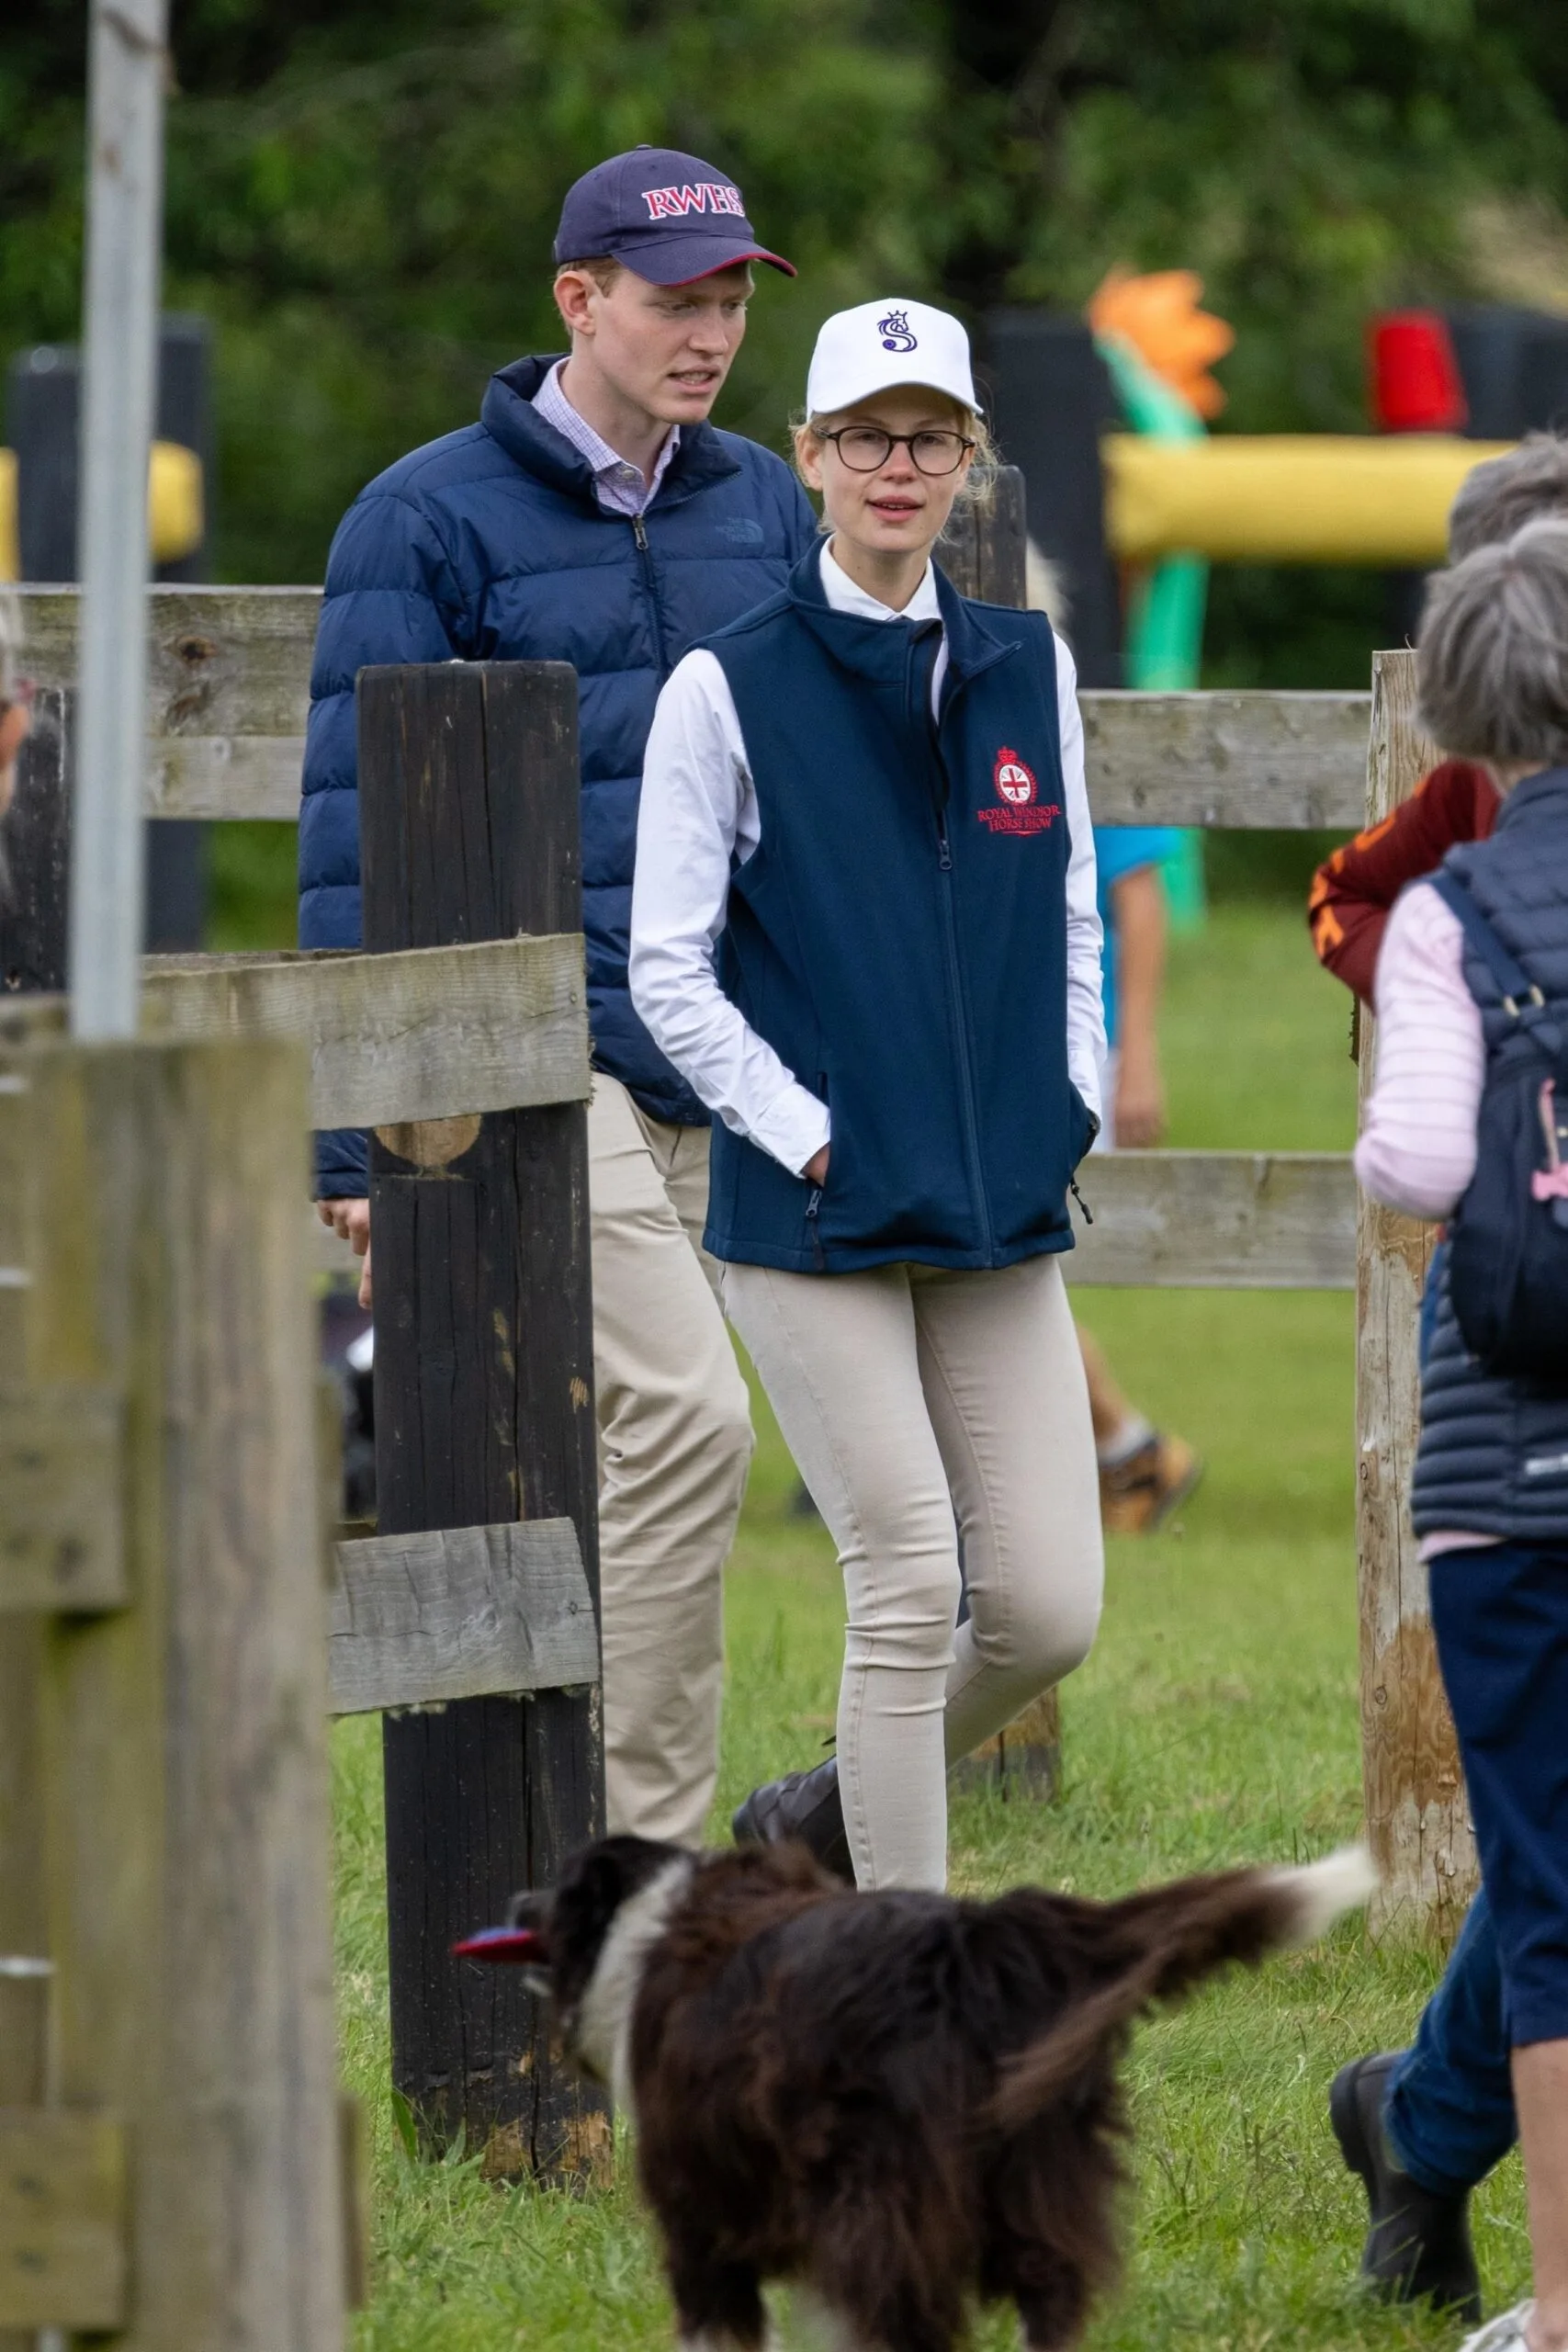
[299,353,817,1196]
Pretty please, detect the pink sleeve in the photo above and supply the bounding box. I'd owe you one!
[1354,881,1484,1220]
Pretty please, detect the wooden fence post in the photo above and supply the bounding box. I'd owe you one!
[0,698,70,2352]
[0,687,71,996]
[1357,649,1478,1936]
[942,469,1062,1800]
[2,1032,343,2345]
[941,463,1028,607]
[358,661,607,2183]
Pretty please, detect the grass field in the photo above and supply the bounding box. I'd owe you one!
[333,902,1529,2351]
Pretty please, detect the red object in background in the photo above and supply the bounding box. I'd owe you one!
[1369,311,1469,433]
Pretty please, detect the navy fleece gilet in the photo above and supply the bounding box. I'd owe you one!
[703,546,1093,1274]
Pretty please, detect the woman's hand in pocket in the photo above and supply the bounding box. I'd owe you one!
[803,1145,830,1185]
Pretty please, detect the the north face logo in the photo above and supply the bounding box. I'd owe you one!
[643,181,747,221]
[978,746,1060,835]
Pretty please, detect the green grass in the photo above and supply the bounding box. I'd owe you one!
[334,903,1529,2350]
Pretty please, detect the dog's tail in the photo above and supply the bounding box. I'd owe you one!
[987,1846,1377,2132]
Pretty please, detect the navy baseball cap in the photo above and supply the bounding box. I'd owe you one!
[553,147,795,286]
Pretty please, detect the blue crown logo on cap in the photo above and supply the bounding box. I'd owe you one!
[878,310,918,353]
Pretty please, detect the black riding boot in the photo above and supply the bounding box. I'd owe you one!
[1329,2050,1482,2320]
[732,1756,853,1885]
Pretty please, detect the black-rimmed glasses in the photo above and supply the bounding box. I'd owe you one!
[815,426,976,477]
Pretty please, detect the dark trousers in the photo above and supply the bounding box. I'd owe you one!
[1429,1539,1568,2052]
[1384,1890,1517,2196]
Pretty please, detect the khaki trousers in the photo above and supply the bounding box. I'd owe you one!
[590,1077,753,1844]
[721,1253,1103,1892]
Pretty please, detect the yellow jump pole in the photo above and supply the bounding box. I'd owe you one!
[1103,434,1515,567]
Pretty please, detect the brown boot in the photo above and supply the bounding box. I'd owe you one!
[1100,1430,1202,1534]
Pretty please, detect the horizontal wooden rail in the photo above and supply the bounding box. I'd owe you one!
[328,1520,598,1715]
[0,933,590,1128]
[15,587,1371,830]
[1080,691,1368,828]
[1066,1150,1359,1288]
[307,1154,1365,1290]
[0,1000,1359,1294]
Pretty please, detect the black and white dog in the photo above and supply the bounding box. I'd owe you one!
[482,1836,1374,2352]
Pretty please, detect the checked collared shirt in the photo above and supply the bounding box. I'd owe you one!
[531,359,681,518]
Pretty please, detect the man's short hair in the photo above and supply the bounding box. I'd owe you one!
[554,255,623,293]
[1449,432,1568,560]
[1419,517,1568,767]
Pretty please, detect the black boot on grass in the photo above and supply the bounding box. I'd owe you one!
[732,1756,853,1885]
[1330,2051,1482,2321]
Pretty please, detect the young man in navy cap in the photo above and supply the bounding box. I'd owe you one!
[301,150,816,1844]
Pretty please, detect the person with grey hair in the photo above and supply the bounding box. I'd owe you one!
[1319,451,1568,2328]
[1353,518,1568,2352]
[1449,433,1568,563]
[1309,433,1568,1005]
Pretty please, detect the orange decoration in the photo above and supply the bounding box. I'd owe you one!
[1089,267,1235,418]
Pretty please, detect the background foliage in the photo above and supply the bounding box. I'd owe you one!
[6,0,1568,632]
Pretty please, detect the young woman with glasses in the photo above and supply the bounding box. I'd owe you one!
[630,300,1106,1892]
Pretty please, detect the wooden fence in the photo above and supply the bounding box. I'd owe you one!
[5,566,1464,1931]
[0,656,610,2335]
[0,549,1467,2329]
[0,1019,604,2338]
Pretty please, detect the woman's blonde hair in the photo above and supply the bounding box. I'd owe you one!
[791,399,998,518]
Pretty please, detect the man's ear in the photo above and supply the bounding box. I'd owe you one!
[553,268,600,339]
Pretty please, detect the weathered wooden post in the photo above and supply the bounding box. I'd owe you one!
[0,1030,344,2345]
[942,468,1063,1800]
[942,462,1029,608]
[0,701,70,2352]
[0,688,71,996]
[0,1158,45,2352]
[358,660,607,2181]
[1357,648,1478,1936]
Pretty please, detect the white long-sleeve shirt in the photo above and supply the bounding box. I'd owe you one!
[629,540,1105,1177]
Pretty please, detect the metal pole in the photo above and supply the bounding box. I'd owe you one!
[69,0,169,1039]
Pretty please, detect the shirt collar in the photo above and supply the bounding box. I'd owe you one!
[818,537,942,626]
[531,359,681,509]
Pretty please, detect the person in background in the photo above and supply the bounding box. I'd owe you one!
[299,149,817,1850]
[1078,826,1202,1533]
[1313,436,1568,2323]
[631,300,1106,1891]
[1355,518,1568,2352]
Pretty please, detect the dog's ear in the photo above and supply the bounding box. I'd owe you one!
[569,1847,636,1944]
[505,1886,555,1951]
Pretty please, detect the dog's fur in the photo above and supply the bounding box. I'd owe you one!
[510,1837,1375,2352]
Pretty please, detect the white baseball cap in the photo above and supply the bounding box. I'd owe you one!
[805,300,981,420]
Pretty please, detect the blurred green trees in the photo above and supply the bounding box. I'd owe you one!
[4,0,1568,618]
